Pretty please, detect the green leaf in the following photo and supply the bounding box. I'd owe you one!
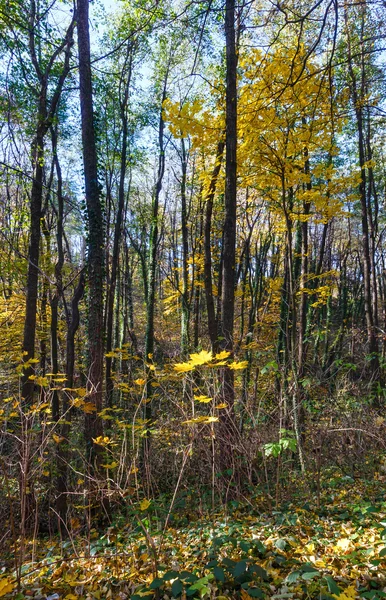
[301,571,320,580]
[150,577,163,589]
[286,570,301,583]
[233,560,248,578]
[171,579,183,597]
[222,558,236,569]
[213,567,225,582]
[253,540,266,554]
[250,565,268,580]
[163,570,179,581]
[275,538,287,550]
[240,540,252,552]
[379,547,386,557]
[324,576,341,596]
[301,565,319,574]
[247,588,264,598]
[180,571,197,582]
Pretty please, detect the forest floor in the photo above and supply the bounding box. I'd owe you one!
[1,470,386,600]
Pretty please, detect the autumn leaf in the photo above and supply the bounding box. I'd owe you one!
[140,498,151,511]
[215,350,231,360]
[52,433,65,444]
[182,416,219,425]
[229,360,249,370]
[101,462,118,469]
[93,436,112,446]
[189,349,213,365]
[82,402,97,414]
[194,394,212,403]
[0,577,14,597]
[173,362,194,373]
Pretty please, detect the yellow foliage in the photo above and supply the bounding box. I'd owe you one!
[101,462,118,469]
[215,350,231,360]
[92,436,112,447]
[229,360,249,370]
[174,362,195,373]
[194,395,212,403]
[140,498,151,511]
[0,577,14,597]
[189,350,213,365]
[182,416,218,425]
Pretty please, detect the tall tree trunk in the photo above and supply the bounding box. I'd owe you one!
[106,50,133,406]
[142,75,168,491]
[344,5,378,382]
[77,0,104,463]
[219,0,237,469]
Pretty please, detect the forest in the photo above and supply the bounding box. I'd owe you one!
[1,0,386,597]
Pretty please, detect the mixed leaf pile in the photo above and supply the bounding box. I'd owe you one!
[1,474,386,600]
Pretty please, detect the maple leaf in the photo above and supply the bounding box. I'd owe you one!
[189,349,213,365]
[215,350,231,360]
[194,395,212,403]
[93,436,112,446]
[229,360,249,370]
[173,362,194,373]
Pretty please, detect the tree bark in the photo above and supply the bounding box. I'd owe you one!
[77,0,105,462]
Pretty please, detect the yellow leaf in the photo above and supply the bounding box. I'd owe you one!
[140,498,151,511]
[182,416,218,425]
[215,350,231,360]
[189,349,213,365]
[82,402,97,414]
[0,577,15,597]
[76,387,88,397]
[134,378,146,385]
[215,403,227,409]
[173,362,194,373]
[194,395,212,403]
[53,433,65,444]
[333,585,358,600]
[101,462,118,469]
[64,594,78,600]
[229,360,249,370]
[93,436,112,446]
[335,538,352,552]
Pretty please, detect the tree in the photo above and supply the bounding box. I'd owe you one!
[77,0,104,463]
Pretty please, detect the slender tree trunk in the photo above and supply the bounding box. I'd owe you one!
[21,127,45,404]
[106,53,133,406]
[204,140,224,351]
[180,137,190,354]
